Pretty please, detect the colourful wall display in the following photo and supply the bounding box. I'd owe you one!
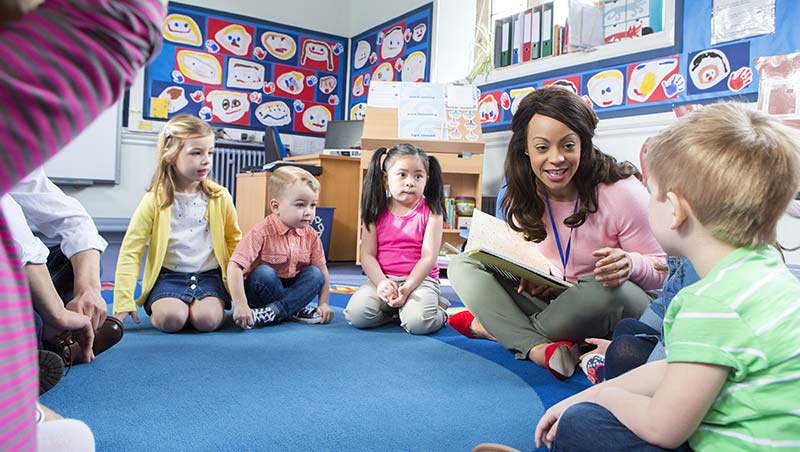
[478,0,800,133]
[348,3,433,121]
[144,3,349,135]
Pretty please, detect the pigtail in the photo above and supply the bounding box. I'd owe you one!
[423,154,446,217]
[361,147,389,230]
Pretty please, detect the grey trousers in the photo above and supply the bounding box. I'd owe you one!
[447,254,652,359]
[344,276,449,335]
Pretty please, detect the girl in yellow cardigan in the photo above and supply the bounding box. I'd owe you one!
[113,115,241,332]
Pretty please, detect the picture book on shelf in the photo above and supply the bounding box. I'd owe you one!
[463,210,573,289]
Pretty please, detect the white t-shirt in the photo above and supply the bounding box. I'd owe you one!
[163,191,217,273]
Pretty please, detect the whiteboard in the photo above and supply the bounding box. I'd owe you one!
[44,103,121,184]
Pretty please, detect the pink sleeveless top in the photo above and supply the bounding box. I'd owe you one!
[376,201,439,280]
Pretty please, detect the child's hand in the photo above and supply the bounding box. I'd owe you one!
[593,247,633,288]
[580,338,611,360]
[232,305,254,330]
[386,284,410,308]
[376,279,399,303]
[115,311,140,324]
[316,304,334,324]
[517,279,561,300]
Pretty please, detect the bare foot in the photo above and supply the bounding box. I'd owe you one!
[470,318,497,341]
[528,343,548,366]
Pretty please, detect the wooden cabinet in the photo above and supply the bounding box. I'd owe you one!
[234,154,361,261]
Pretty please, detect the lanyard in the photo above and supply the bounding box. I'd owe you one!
[544,192,579,280]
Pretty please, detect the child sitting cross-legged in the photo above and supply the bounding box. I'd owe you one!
[227,166,333,329]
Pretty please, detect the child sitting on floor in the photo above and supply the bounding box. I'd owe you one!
[228,166,333,329]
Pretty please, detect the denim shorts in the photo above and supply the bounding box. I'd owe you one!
[145,267,230,314]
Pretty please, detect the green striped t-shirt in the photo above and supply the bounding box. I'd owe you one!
[664,246,800,451]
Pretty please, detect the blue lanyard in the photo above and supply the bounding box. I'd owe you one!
[544,192,579,279]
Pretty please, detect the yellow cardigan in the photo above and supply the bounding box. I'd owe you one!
[113,183,242,314]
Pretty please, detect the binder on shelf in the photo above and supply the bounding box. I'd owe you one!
[522,9,532,62]
[512,12,523,65]
[500,17,511,66]
[493,19,503,68]
[540,2,554,57]
[531,5,542,60]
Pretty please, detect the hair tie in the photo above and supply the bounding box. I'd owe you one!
[163,125,172,139]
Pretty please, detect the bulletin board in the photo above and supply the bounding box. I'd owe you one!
[477,0,800,133]
[143,2,349,136]
[348,3,433,121]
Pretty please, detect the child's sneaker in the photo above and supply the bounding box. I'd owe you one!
[580,353,606,385]
[251,306,279,326]
[291,305,322,324]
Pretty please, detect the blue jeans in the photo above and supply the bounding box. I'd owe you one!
[244,265,324,322]
[553,402,692,451]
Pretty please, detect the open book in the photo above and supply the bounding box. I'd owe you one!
[463,210,573,289]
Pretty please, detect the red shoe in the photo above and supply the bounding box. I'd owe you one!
[448,310,476,338]
[544,341,580,380]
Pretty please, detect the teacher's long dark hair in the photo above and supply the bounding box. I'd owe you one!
[500,87,641,242]
[361,144,446,230]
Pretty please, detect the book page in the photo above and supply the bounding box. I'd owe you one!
[465,210,551,274]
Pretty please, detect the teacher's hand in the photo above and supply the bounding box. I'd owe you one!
[518,279,561,301]
[592,247,632,288]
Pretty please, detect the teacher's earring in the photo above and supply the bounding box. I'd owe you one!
[524,151,529,155]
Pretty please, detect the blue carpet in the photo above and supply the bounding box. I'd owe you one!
[41,291,587,452]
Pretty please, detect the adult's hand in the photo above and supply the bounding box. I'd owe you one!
[66,290,107,330]
[592,247,632,288]
[52,308,95,363]
[517,279,561,300]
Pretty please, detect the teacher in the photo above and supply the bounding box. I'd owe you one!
[448,87,666,380]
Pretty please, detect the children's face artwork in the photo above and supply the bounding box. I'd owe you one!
[412,24,426,42]
[526,114,581,200]
[350,102,366,120]
[352,74,366,97]
[509,88,534,115]
[226,58,264,90]
[353,40,371,70]
[206,90,249,122]
[255,101,291,127]
[261,31,296,60]
[163,14,202,46]
[177,50,222,85]
[380,26,405,60]
[689,49,730,90]
[383,155,428,208]
[300,39,334,71]
[276,71,305,96]
[158,86,189,113]
[302,105,331,133]
[587,70,624,107]
[173,133,215,190]
[271,182,319,229]
[479,95,499,123]
[401,51,426,82]
[627,58,678,102]
[215,24,252,56]
[372,62,394,82]
[318,75,337,95]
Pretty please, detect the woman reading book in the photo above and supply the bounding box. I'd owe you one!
[448,87,666,380]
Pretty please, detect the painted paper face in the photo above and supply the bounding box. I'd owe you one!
[627,58,678,102]
[255,101,291,126]
[352,74,366,97]
[319,75,337,95]
[302,105,331,132]
[261,31,296,60]
[177,50,222,85]
[401,51,426,82]
[353,40,371,70]
[689,49,730,90]
[509,87,534,115]
[549,79,578,94]
[163,14,202,46]
[381,26,404,60]
[215,24,252,56]
[587,70,624,107]
[479,95,499,123]
[350,102,367,120]
[276,71,305,95]
[412,24,426,42]
[206,90,249,122]
[226,58,264,90]
[300,39,334,71]
[158,86,188,113]
[372,62,394,82]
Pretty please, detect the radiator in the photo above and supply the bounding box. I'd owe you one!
[211,146,264,199]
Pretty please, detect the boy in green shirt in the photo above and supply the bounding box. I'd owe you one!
[534,103,800,451]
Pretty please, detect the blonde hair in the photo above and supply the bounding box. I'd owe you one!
[149,114,217,208]
[646,102,800,247]
[269,166,320,201]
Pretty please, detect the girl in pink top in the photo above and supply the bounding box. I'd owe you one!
[448,88,666,380]
[344,144,448,335]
